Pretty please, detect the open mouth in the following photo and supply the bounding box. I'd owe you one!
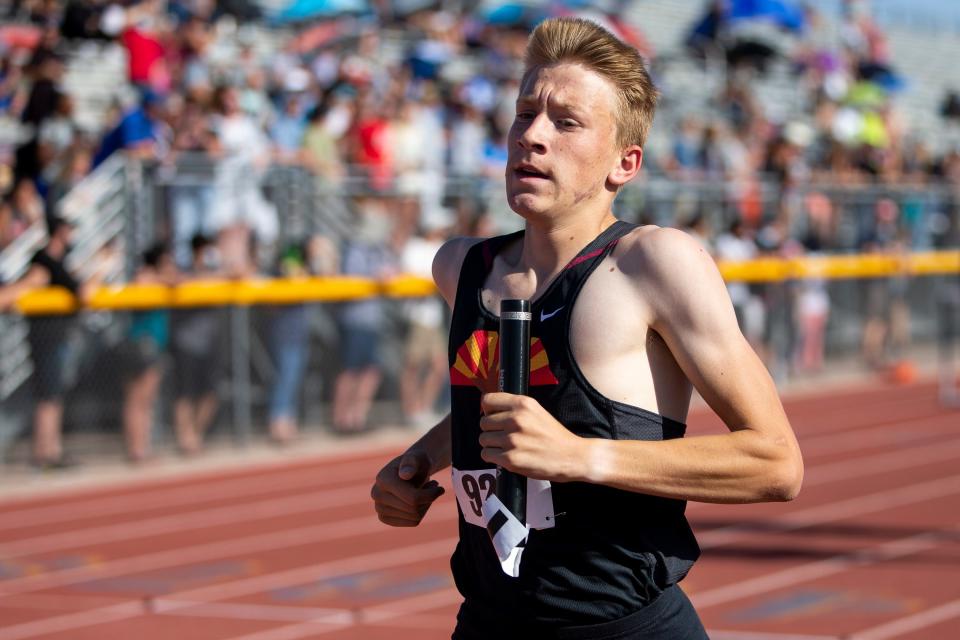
[514,166,549,179]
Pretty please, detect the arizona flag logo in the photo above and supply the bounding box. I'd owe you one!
[450,330,559,394]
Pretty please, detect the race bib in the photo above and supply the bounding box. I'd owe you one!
[451,467,556,577]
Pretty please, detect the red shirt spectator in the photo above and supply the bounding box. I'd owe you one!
[122,27,167,89]
[352,102,392,190]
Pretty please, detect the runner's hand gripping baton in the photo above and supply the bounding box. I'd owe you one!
[497,299,530,525]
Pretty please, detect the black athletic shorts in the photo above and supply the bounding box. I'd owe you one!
[452,584,709,640]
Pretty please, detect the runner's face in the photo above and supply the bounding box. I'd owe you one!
[506,63,623,221]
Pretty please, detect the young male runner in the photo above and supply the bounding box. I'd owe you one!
[371,17,803,637]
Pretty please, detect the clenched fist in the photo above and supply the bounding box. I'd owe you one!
[371,449,445,527]
[479,392,586,482]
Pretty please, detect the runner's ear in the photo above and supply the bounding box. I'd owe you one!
[608,146,643,188]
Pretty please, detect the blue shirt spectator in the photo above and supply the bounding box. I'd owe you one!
[93,93,164,167]
[270,97,307,156]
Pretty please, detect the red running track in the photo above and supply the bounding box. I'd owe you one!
[1,381,959,639]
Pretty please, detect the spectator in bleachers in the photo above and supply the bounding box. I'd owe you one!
[168,94,219,267]
[686,0,727,63]
[169,233,223,455]
[270,94,308,163]
[14,0,60,27]
[349,92,393,191]
[301,100,344,184]
[698,122,726,178]
[681,212,714,252]
[45,137,93,209]
[331,234,395,434]
[92,88,167,168]
[389,97,430,229]
[16,49,64,181]
[207,84,277,274]
[265,240,326,445]
[116,0,173,95]
[59,0,109,42]
[397,219,447,427]
[1,0,958,442]
[667,117,703,179]
[715,219,765,350]
[120,242,177,463]
[860,197,912,369]
[756,218,799,382]
[0,54,27,115]
[794,243,830,373]
[24,216,114,469]
[941,90,960,122]
[8,176,44,230]
[0,265,45,310]
[176,14,214,105]
[37,92,79,188]
[0,196,14,249]
[448,99,488,178]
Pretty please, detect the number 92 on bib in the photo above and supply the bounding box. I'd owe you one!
[452,467,556,531]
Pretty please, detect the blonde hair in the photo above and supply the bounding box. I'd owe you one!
[524,17,658,149]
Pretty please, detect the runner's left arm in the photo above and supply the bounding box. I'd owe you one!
[479,228,803,504]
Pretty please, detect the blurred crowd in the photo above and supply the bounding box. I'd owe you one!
[0,0,958,467]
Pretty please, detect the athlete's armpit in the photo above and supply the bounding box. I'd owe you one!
[433,237,483,308]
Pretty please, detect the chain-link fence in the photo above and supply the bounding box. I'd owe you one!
[1,155,958,467]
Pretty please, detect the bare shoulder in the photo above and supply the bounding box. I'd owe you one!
[619,225,714,272]
[616,225,728,317]
[432,236,484,307]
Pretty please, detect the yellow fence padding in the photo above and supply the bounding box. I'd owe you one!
[11,250,960,316]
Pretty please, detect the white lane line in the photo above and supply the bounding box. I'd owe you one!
[707,631,839,640]
[372,612,456,630]
[0,536,459,640]
[799,411,960,456]
[0,508,456,595]
[359,588,463,624]
[803,438,960,487]
[151,599,352,623]
[4,444,960,598]
[690,391,937,442]
[0,453,387,533]
[0,387,935,528]
[0,390,944,531]
[0,593,130,611]
[698,474,960,549]
[0,480,375,558]
[0,601,143,640]
[0,396,952,636]
[848,598,960,640]
[5,419,956,558]
[693,524,960,609]
[219,621,349,640]
[2,461,956,637]
[221,589,464,640]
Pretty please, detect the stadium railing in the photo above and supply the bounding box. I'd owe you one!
[1,152,958,465]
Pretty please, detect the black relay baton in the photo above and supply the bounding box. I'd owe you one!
[497,299,530,525]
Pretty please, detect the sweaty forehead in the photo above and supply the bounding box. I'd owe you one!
[517,63,618,115]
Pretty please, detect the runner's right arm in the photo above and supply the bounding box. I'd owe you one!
[371,414,450,527]
[371,236,480,526]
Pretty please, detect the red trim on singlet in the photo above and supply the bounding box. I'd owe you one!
[563,238,621,271]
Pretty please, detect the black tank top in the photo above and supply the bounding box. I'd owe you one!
[448,220,701,629]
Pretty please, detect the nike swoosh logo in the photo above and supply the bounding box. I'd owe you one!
[540,307,564,321]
